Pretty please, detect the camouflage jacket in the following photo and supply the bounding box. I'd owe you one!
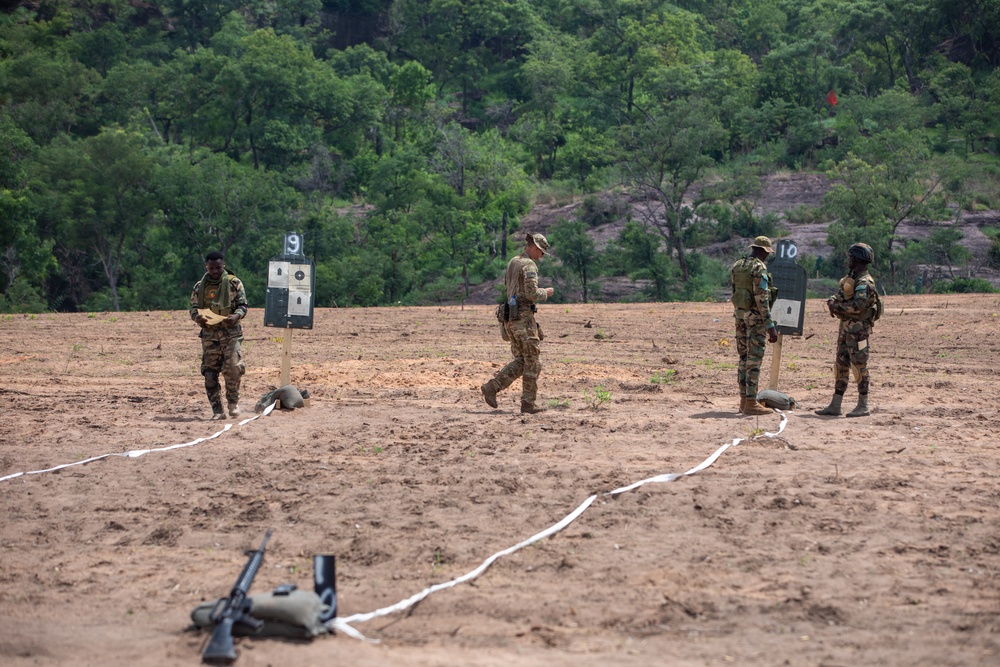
[505,254,549,307]
[830,270,877,335]
[189,272,248,332]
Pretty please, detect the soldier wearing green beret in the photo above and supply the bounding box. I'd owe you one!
[816,243,881,418]
[730,236,779,416]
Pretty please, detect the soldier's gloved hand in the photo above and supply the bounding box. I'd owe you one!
[827,299,836,317]
[224,314,240,327]
[767,327,778,344]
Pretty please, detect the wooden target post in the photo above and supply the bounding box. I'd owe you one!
[768,333,784,390]
[280,326,293,386]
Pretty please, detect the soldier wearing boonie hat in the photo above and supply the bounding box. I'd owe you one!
[750,235,773,253]
[730,236,779,416]
[528,233,551,255]
[816,242,880,418]
[481,233,555,414]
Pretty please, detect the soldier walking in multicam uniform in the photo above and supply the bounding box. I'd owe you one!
[816,243,880,418]
[190,251,249,419]
[481,233,554,415]
[730,236,779,416]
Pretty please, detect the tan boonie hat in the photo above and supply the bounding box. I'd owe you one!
[750,235,773,253]
[526,232,551,255]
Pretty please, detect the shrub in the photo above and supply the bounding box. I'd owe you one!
[929,277,996,294]
[578,193,630,227]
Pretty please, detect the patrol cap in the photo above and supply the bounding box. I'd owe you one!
[848,242,874,263]
[750,235,773,253]
[526,232,551,255]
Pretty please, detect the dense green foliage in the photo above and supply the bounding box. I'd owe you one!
[2,0,1000,312]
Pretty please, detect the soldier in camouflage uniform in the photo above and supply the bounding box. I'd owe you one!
[190,251,249,419]
[816,243,880,418]
[730,236,779,416]
[481,233,555,414]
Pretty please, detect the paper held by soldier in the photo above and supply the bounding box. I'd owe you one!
[197,308,226,326]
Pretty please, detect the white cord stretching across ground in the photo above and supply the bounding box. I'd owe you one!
[328,410,789,641]
[0,402,277,483]
[0,400,787,643]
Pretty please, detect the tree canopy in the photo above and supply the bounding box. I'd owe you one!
[2,0,999,312]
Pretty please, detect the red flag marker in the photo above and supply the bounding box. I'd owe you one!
[826,89,838,106]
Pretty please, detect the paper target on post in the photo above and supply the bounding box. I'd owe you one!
[772,299,801,329]
[268,261,290,288]
[264,232,315,329]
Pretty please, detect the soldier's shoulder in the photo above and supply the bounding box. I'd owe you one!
[856,273,876,289]
[228,275,245,288]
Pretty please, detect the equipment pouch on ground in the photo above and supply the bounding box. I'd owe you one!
[192,589,330,639]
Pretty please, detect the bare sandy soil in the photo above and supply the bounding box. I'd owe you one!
[2,295,1000,667]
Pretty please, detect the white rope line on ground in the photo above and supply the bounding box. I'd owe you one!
[0,402,276,484]
[329,411,789,641]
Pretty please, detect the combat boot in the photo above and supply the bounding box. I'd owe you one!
[481,381,499,409]
[846,394,870,418]
[738,396,748,413]
[228,402,242,417]
[521,401,547,414]
[742,399,773,416]
[210,401,225,420]
[814,394,843,416]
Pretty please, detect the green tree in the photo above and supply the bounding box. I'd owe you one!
[550,217,601,302]
[616,100,725,281]
[0,28,100,143]
[606,221,674,300]
[0,116,56,311]
[155,148,292,260]
[33,128,157,311]
[822,130,946,289]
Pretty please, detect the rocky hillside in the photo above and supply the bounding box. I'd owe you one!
[467,172,1000,304]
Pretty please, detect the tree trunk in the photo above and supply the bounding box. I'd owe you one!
[668,208,689,282]
[501,211,508,260]
[95,232,126,312]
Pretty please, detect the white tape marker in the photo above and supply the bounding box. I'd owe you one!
[328,410,789,640]
[0,402,276,483]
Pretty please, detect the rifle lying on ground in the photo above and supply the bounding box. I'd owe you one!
[201,529,273,665]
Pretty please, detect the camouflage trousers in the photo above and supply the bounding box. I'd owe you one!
[200,328,246,407]
[735,311,768,398]
[833,323,871,396]
[491,313,542,404]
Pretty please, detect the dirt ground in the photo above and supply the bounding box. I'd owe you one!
[2,295,1000,667]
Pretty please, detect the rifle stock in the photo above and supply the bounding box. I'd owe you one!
[201,530,273,665]
[202,617,236,665]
